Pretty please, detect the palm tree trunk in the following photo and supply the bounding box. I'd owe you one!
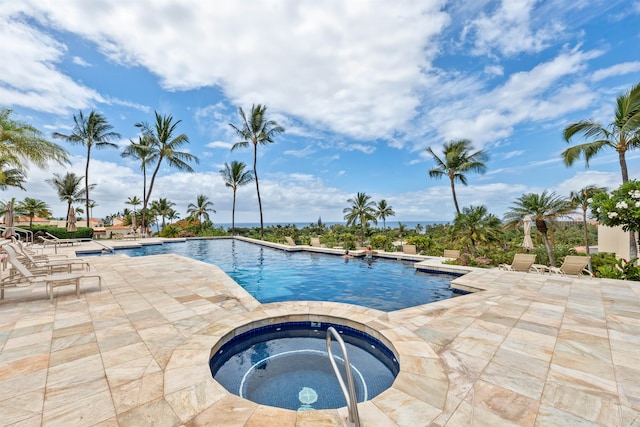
[582,207,593,272]
[85,145,91,228]
[450,178,460,214]
[232,189,237,236]
[253,144,264,240]
[141,167,147,237]
[145,158,163,230]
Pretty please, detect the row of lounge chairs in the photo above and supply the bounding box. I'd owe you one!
[0,239,102,301]
[499,253,593,276]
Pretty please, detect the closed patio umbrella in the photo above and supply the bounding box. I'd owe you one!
[522,215,534,251]
[67,207,77,233]
[2,202,14,238]
[131,213,137,235]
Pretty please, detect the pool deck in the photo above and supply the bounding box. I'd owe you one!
[1,238,639,426]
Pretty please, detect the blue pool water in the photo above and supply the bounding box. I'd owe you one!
[98,239,461,311]
[209,321,399,410]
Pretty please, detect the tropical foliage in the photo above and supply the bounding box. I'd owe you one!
[343,192,378,244]
[590,180,640,246]
[220,161,254,236]
[15,198,51,232]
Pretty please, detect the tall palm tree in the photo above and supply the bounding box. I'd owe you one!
[375,199,395,230]
[570,185,607,272]
[563,82,640,258]
[16,197,51,232]
[150,198,176,230]
[0,108,69,172]
[52,110,120,227]
[229,104,285,240]
[167,208,180,225]
[187,194,216,226]
[503,191,574,267]
[87,201,97,223]
[220,161,254,236]
[343,192,378,245]
[46,172,90,227]
[426,139,488,215]
[136,112,199,234]
[453,205,501,256]
[121,135,154,223]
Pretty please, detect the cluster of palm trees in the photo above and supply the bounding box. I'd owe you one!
[342,193,395,243]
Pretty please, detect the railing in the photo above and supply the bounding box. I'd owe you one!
[326,326,361,427]
[0,227,33,244]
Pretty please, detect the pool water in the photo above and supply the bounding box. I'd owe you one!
[105,239,461,311]
[209,322,399,410]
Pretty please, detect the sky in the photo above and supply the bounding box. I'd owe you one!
[1,0,640,225]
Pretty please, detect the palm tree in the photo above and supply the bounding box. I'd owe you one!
[220,161,254,236]
[426,139,488,215]
[16,197,51,232]
[229,104,285,240]
[453,205,501,256]
[563,82,640,258]
[375,199,395,230]
[0,108,69,172]
[0,156,26,191]
[46,172,90,227]
[136,112,199,233]
[343,192,378,245]
[167,208,180,225]
[570,185,607,272]
[503,191,574,267]
[121,136,154,225]
[52,110,120,227]
[187,194,216,226]
[149,198,176,230]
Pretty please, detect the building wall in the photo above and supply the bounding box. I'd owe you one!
[598,225,639,259]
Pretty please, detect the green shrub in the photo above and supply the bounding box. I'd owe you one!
[32,225,93,239]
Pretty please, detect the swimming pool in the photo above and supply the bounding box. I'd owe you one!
[102,239,461,311]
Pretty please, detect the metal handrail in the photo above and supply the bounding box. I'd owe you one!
[326,326,361,426]
[0,227,33,243]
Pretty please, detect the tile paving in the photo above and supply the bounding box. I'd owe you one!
[0,238,639,426]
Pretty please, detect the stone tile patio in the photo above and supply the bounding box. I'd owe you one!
[0,238,639,426]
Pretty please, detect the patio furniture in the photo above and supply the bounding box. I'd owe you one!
[548,255,592,277]
[498,253,537,272]
[443,249,460,259]
[402,244,417,254]
[285,237,296,246]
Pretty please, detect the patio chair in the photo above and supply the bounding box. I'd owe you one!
[39,232,90,248]
[402,244,417,254]
[498,253,537,272]
[443,249,460,259]
[1,244,102,301]
[548,255,592,277]
[285,236,297,246]
[310,237,326,248]
[6,242,90,275]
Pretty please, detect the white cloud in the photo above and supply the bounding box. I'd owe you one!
[590,61,640,82]
[13,1,450,140]
[0,18,103,113]
[72,56,90,67]
[463,0,565,56]
[283,145,316,158]
[206,141,234,150]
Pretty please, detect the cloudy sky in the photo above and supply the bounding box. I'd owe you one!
[2,0,639,225]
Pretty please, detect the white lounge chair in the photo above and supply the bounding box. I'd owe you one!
[285,236,297,246]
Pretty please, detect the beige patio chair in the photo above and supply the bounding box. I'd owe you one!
[548,255,592,277]
[402,244,417,254]
[310,237,326,248]
[499,253,537,272]
[285,236,296,246]
[443,249,460,259]
[1,244,101,301]
[8,242,89,274]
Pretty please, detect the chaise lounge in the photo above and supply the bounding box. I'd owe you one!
[499,253,537,272]
[548,255,592,277]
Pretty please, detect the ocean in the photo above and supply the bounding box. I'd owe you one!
[215,221,450,230]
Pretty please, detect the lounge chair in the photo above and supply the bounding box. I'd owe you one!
[285,236,296,246]
[40,232,91,248]
[548,255,592,277]
[499,253,537,272]
[402,244,417,254]
[6,242,90,275]
[443,249,460,259]
[1,244,102,301]
[310,237,326,248]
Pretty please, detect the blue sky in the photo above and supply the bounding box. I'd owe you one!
[2,1,640,224]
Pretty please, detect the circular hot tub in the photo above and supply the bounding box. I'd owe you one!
[209,321,399,411]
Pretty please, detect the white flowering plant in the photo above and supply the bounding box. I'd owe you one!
[590,180,640,233]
